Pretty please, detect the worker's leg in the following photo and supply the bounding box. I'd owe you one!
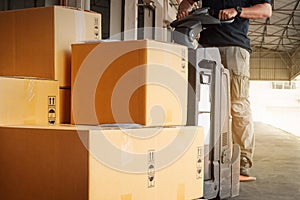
[218,46,254,176]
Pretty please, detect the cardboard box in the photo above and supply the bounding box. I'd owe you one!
[71,40,188,126]
[0,125,204,200]
[0,77,59,125]
[59,88,71,124]
[89,125,204,200]
[0,6,101,87]
[0,125,88,200]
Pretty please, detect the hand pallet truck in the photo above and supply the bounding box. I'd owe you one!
[171,8,241,199]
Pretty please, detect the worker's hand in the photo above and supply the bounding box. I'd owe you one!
[218,8,238,20]
[177,0,194,19]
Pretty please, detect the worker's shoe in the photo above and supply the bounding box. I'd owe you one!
[240,156,252,176]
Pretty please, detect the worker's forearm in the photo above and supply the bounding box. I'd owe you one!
[177,0,195,19]
[180,0,196,7]
[240,3,272,19]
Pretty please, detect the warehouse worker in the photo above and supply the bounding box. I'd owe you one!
[177,0,272,180]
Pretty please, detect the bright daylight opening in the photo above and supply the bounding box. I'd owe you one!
[250,76,300,137]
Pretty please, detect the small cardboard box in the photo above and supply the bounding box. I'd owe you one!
[0,76,59,125]
[71,40,188,126]
[0,6,101,87]
[0,125,204,200]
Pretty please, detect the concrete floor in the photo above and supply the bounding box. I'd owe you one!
[232,122,300,200]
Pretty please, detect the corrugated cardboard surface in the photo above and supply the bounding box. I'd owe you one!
[89,126,204,200]
[0,125,89,200]
[71,40,188,126]
[0,6,101,87]
[0,125,203,200]
[59,88,71,124]
[0,77,59,125]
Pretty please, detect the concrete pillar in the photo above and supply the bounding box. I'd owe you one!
[124,0,138,40]
[84,0,90,10]
[65,0,90,10]
[143,7,155,39]
[110,0,122,39]
[154,0,166,41]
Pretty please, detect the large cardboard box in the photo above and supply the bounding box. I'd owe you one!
[0,6,101,87]
[89,126,204,200]
[0,125,204,200]
[0,77,59,125]
[71,40,188,126]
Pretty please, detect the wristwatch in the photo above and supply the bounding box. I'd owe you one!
[235,6,243,17]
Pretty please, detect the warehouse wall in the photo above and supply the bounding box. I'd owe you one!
[291,51,300,79]
[250,57,291,80]
[248,49,300,81]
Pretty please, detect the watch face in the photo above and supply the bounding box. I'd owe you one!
[236,6,242,16]
[237,6,242,13]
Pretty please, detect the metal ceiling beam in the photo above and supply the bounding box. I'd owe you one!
[260,18,270,48]
[275,0,300,51]
[250,24,300,26]
[291,71,300,80]
[273,9,300,12]
[250,35,300,40]
[274,11,300,16]
[252,46,285,53]
[249,0,300,56]
[253,43,298,45]
[278,53,292,71]
[292,45,300,57]
[285,49,300,74]
[274,0,298,10]
[249,29,300,37]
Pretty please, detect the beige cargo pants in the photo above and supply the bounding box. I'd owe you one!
[218,46,254,167]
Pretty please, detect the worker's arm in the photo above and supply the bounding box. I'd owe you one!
[177,0,196,19]
[178,0,272,20]
[219,3,272,20]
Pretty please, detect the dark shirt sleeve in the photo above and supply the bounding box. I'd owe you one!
[250,0,272,5]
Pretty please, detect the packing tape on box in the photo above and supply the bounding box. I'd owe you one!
[177,184,185,200]
[121,133,133,165]
[75,11,86,41]
[24,79,37,124]
[121,194,132,200]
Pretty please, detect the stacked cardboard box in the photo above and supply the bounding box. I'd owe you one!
[0,125,204,200]
[0,77,59,125]
[71,40,188,126]
[0,6,102,124]
[0,6,205,199]
[67,39,205,199]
